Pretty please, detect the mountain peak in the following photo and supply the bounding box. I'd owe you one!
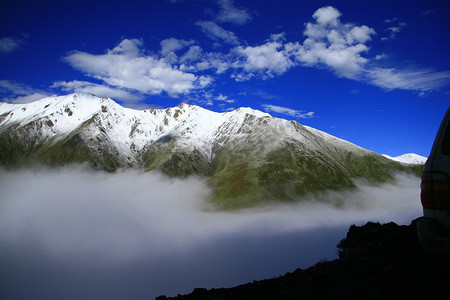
[233,107,270,118]
[176,102,195,109]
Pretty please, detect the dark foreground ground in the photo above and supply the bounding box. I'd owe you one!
[156,218,450,300]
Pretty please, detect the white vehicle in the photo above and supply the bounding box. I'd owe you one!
[417,106,450,256]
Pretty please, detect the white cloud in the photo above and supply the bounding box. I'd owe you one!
[237,41,294,78]
[262,104,315,119]
[383,17,398,23]
[212,6,448,92]
[111,38,143,56]
[216,0,252,25]
[57,7,447,96]
[11,6,444,103]
[270,32,287,42]
[160,38,194,56]
[0,79,33,95]
[291,6,375,79]
[196,21,239,45]
[2,93,50,104]
[422,9,436,15]
[51,80,142,102]
[180,45,203,63]
[231,72,254,81]
[0,168,422,299]
[198,75,213,88]
[346,25,375,44]
[375,54,387,60]
[176,45,234,76]
[312,6,341,26]
[0,37,23,54]
[280,6,448,92]
[216,93,235,103]
[64,39,212,97]
[382,21,407,40]
[366,68,450,92]
[292,40,369,79]
[180,45,210,66]
[0,80,53,103]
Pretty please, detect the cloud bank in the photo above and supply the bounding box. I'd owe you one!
[0,167,422,299]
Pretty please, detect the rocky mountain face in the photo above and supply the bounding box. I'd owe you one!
[0,93,421,209]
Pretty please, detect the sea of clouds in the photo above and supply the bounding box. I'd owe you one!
[0,167,422,299]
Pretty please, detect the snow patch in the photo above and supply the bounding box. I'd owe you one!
[382,153,427,165]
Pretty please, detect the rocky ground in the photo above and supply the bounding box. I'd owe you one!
[156,218,450,299]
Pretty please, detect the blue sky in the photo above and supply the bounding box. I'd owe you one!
[0,0,448,157]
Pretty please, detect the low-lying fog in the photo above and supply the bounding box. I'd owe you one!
[0,167,422,299]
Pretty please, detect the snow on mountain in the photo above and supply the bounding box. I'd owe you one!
[382,153,427,165]
[0,93,102,130]
[0,93,422,209]
[0,93,362,161]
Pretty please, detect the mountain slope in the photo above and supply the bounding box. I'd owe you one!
[0,93,421,208]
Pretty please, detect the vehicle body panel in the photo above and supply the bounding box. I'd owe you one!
[417,106,450,256]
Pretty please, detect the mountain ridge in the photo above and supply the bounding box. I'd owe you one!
[0,93,423,209]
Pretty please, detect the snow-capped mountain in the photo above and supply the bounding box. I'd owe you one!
[0,93,421,208]
[382,153,427,165]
